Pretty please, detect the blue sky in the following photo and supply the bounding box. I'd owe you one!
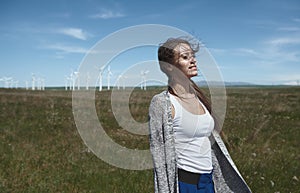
[1,0,300,87]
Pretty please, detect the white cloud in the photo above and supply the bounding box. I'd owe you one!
[57,28,89,40]
[90,9,125,19]
[43,44,90,54]
[293,18,300,22]
[277,27,300,32]
[283,81,300,85]
[269,74,300,85]
[4,23,91,41]
[210,48,259,57]
[49,12,71,19]
[233,48,259,56]
[209,48,227,55]
[211,36,300,69]
[267,37,300,46]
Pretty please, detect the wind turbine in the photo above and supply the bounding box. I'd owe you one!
[86,72,90,90]
[117,75,122,90]
[117,75,127,90]
[73,71,79,90]
[9,77,14,88]
[66,74,73,90]
[0,77,6,88]
[41,78,45,90]
[64,76,69,90]
[25,81,29,90]
[122,76,127,90]
[37,77,41,90]
[70,70,76,91]
[3,77,13,88]
[14,80,19,89]
[69,74,73,90]
[95,65,105,91]
[31,74,36,90]
[0,78,3,88]
[107,65,112,90]
[140,70,149,90]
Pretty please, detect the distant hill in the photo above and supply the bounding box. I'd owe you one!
[196,81,256,87]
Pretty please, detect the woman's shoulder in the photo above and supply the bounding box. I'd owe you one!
[151,90,169,102]
[150,90,169,108]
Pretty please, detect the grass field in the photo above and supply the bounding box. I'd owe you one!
[0,87,299,193]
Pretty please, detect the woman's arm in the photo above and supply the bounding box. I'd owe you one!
[149,95,174,193]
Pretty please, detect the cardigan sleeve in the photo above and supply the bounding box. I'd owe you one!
[149,95,175,193]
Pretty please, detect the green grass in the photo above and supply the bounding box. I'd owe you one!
[0,87,299,193]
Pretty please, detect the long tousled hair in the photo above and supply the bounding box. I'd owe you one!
[158,37,220,132]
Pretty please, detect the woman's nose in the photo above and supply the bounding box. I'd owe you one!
[190,57,196,63]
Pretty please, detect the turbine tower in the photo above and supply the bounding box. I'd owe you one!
[15,80,19,89]
[107,65,112,90]
[70,70,77,91]
[86,72,90,90]
[96,65,105,91]
[73,71,79,90]
[69,74,72,90]
[117,75,122,90]
[64,76,69,90]
[117,75,127,90]
[25,81,29,90]
[31,74,36,90]
[0,77,7,88]
[4,77,13,88]
[122,76,127,90]
[37,77,41,90]
[0,78,3,88]
[140,70,149,90]
[41,78,45,90]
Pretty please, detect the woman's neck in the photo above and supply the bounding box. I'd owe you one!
[169,81,195,98]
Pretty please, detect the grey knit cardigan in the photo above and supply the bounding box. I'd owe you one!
[149,91,252,193]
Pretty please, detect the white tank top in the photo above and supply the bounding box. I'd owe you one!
[169,93,214,174]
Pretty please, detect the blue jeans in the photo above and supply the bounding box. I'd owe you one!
[179,172,215,193]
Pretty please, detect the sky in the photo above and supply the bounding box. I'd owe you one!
[0,0,300,87]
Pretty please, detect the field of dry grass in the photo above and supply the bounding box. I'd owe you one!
[0,86,299,193]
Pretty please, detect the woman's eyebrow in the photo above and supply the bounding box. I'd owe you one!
[180,51,194,55]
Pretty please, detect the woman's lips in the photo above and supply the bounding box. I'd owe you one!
[189,65,197,70]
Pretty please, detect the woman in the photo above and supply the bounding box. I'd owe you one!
[149,37,252,193]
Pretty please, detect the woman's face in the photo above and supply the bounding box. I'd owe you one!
[174,43,198,79]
